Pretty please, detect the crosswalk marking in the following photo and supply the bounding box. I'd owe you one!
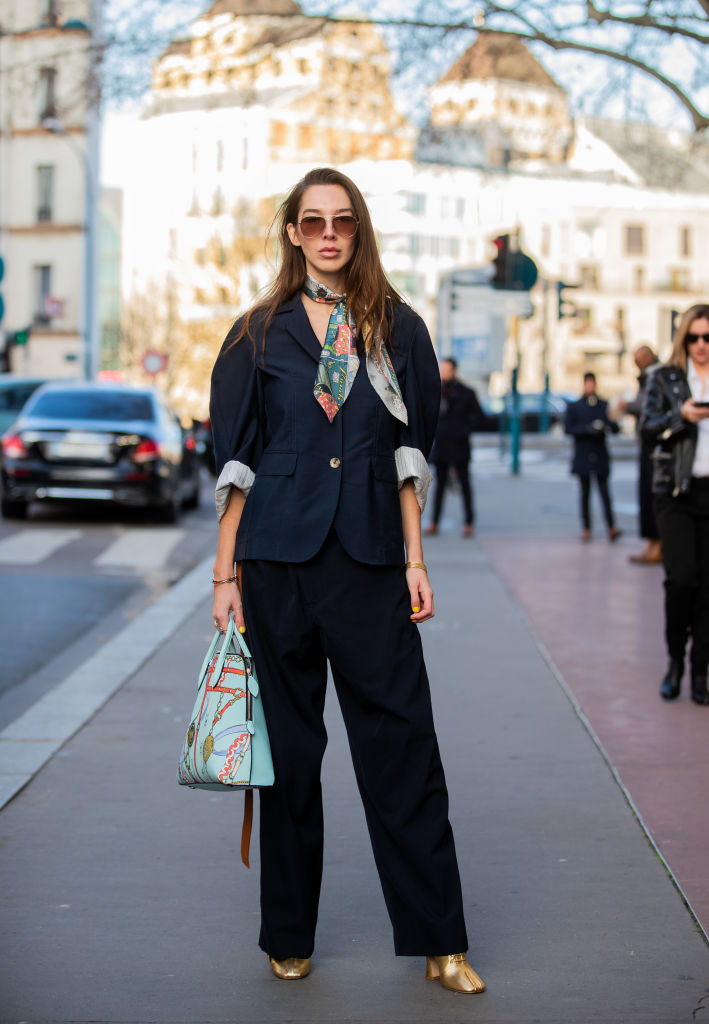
[0,529,82,565]
[94,528,183,569]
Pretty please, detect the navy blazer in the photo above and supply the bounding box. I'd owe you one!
[210,295,440,565]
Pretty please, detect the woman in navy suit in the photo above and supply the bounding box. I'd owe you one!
[210,167,484,994]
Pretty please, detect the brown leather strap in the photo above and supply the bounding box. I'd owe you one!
[236,565,253,869]
[241,788,253,868]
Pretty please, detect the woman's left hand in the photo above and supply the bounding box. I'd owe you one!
[407,568,434,623]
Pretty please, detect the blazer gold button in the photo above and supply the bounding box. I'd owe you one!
[329,457,341,469]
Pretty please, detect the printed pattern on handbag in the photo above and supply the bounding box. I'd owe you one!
[177,620,273,789]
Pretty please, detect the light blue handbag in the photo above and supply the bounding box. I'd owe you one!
[177,615,274,864]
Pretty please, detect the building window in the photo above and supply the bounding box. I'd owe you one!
[540,224,551,258]
[271,121,287,147]
[578,265,600,290]
[679,225,692,258]
[624,224,645,255]
[39,67,57,121]
[297,58,308,74]
[404,192,426,215]
[33,265,52,324]
[298,124,314,148]
[41,0,59,26]
[634,265,646,292]
[670,267,691,292]
[36,165,54,222]
[455,197,465,219]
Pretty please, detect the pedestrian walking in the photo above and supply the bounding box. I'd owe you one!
[209,167,485,993]
[640,303,709,705]
[623,345,662,564]
[425,358,485,538]
[565,372,621,541]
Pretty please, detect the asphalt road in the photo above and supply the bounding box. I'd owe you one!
[0,470,218,728]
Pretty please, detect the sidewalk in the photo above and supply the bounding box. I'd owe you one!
[1,511,707,1022]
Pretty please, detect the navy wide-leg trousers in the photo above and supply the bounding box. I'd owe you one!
[241,530,468,959]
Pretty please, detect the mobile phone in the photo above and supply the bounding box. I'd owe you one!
[694,401,709,408]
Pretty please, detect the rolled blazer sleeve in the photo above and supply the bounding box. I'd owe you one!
[394,317,439,512]
[210,322,263,519]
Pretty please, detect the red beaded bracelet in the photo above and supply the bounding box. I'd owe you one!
[212,575,238,586]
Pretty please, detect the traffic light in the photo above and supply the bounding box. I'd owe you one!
[491,236,509,288]
[12,327,30,346]
[491,235,538,291]
[556,281,579,319]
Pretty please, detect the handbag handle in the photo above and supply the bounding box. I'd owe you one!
[202,616,256,691]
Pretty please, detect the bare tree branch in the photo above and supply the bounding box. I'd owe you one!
[297,7,709,132]
[585,2,709,44]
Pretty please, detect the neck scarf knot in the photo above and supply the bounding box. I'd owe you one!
[304,274,407,426]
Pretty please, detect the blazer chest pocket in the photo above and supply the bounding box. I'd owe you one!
[373,456,397,483]
[256,452,297,476]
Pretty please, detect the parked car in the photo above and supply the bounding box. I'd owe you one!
[0,376,51,435]
[192,417,216,476]
[480,392,571,433]
[0,381,201,521]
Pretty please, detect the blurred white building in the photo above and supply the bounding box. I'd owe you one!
[0,0,102,377]
[118,3,709,407]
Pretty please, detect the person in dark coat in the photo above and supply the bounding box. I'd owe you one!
[640,303,709,705]
[425,358,485,537]
[565,372,621,541]
[622,345,662,563]
[210,167,484,994]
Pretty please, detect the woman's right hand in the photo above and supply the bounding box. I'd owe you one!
[680,399,709,424]
[212,581,245,634]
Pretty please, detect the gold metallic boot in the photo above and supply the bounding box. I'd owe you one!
[267,956,311,980]
[425,953,485,994]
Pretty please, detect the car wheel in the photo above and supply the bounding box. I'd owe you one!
[155,490,180,524]
[1,497,29,520]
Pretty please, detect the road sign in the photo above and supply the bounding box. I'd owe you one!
[142,350,168,376]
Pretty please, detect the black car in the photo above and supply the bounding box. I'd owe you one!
[0,381,201,521]
[0,376,51,435]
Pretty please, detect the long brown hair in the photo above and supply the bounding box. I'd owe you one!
[668,303,709,373]
[232,167,403,352]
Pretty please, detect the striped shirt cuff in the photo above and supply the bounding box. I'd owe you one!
[215,459,255,519]
[395,445,432,512]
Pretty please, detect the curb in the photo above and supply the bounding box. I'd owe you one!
[0,554,213,810]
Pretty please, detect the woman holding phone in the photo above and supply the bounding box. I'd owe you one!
[641,303,709,704]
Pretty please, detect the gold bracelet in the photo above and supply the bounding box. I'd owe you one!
[406,561,427,572]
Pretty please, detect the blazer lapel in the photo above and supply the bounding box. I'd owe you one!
[281,295,322,364]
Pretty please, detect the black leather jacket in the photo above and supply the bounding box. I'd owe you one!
[640,364,697,496]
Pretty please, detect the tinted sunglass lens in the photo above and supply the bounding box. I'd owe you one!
[333,216,357,237]
[688,332,709,344]
[300,216,325,237]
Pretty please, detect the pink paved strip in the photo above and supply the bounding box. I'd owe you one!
[481,534,709,935]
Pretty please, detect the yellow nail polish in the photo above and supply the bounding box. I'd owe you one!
[239,626,246,634]
[412,606,420,613]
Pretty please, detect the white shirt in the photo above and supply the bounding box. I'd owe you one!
[688,361,709,477]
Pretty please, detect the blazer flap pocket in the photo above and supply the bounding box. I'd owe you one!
[373,456,398,482]
[256,452,297,476]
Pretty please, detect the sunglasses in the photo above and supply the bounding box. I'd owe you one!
[687,332,709,345]
[298,215,358,239]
